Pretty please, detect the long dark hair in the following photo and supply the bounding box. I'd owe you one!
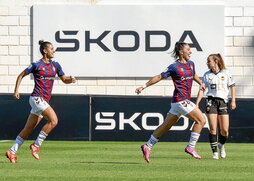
[171,42,188,59]
[39,40,52,55]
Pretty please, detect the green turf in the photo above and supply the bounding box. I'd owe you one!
[0,141,253,181]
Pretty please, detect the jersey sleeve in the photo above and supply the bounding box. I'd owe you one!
[227,71,235,87]
[191,61,196,75]
[202,73,208,88]
[54,62,65,76]
[161,64,173,78]
[24,63,36,74]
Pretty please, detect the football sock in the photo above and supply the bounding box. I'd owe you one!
[10,136,24,154]
[187,132,200,148]
[34,131,48,147]
[219,134,228,145]
[146,135,159,149]
[209,133,218,153]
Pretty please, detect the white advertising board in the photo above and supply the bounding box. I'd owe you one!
[33,5,224,77]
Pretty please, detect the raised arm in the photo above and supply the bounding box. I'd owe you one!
[135,74,164,94]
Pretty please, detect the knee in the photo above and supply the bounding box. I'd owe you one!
[196,115,206,126]
[220,130,229,136]
[50,117,58,128]
[209,128,217,135]
[201,117,206,126]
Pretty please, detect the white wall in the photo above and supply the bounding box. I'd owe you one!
[0,0,254,97]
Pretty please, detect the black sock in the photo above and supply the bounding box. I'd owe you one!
[209,133,218,153]
[219,134,228,145]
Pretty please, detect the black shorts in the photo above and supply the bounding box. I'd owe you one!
[205,97,229,115]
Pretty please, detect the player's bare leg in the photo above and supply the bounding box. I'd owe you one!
[6,114,42,163]
[141,113,179,163]
[184,107,206,159]
[41,106,58,134]
[208,114,219,159]
[30,106,58,160]
[19,114,42,139]
[218,115,229,158]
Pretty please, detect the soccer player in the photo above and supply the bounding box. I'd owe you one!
[196,54,236,159]
[5,40,76,163]
[136,42,206,163]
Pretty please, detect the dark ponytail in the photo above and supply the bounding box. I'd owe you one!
[171,42,188,59]
[39,40,51,55]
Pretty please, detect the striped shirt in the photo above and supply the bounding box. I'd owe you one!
[25,59,65,102]
[161,60,195,103]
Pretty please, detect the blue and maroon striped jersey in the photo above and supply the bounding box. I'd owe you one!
[161,60,195,103]
[25,59,65,102]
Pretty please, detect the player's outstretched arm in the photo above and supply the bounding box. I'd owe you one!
[135,74,164,94]
[13,70,28,100]
[59,75,76,84]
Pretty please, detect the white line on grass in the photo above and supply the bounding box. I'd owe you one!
[0,140,11,143]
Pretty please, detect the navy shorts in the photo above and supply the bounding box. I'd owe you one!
[206,97,229,115]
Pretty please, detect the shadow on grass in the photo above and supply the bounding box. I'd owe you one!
[152,155,207,160]
[0,161,9,164]
[152,156,184,159]
[73,161,141,165]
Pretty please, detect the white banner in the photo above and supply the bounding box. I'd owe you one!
[33,5,224,77]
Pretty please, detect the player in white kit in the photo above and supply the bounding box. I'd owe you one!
[196,53,236,159]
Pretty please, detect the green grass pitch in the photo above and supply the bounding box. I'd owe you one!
[0,141,253,181]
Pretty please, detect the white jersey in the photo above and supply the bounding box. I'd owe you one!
[202,69,235,103]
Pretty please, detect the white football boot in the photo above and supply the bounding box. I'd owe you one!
[218,144,226,158]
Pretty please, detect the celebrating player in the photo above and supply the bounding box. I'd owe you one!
[136,42,206,163]
[5,40,76,163]
[196,53,236,159]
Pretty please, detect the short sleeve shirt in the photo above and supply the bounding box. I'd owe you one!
[202,69,235,102]
[25,59,65,102]
[161,60,195,103]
